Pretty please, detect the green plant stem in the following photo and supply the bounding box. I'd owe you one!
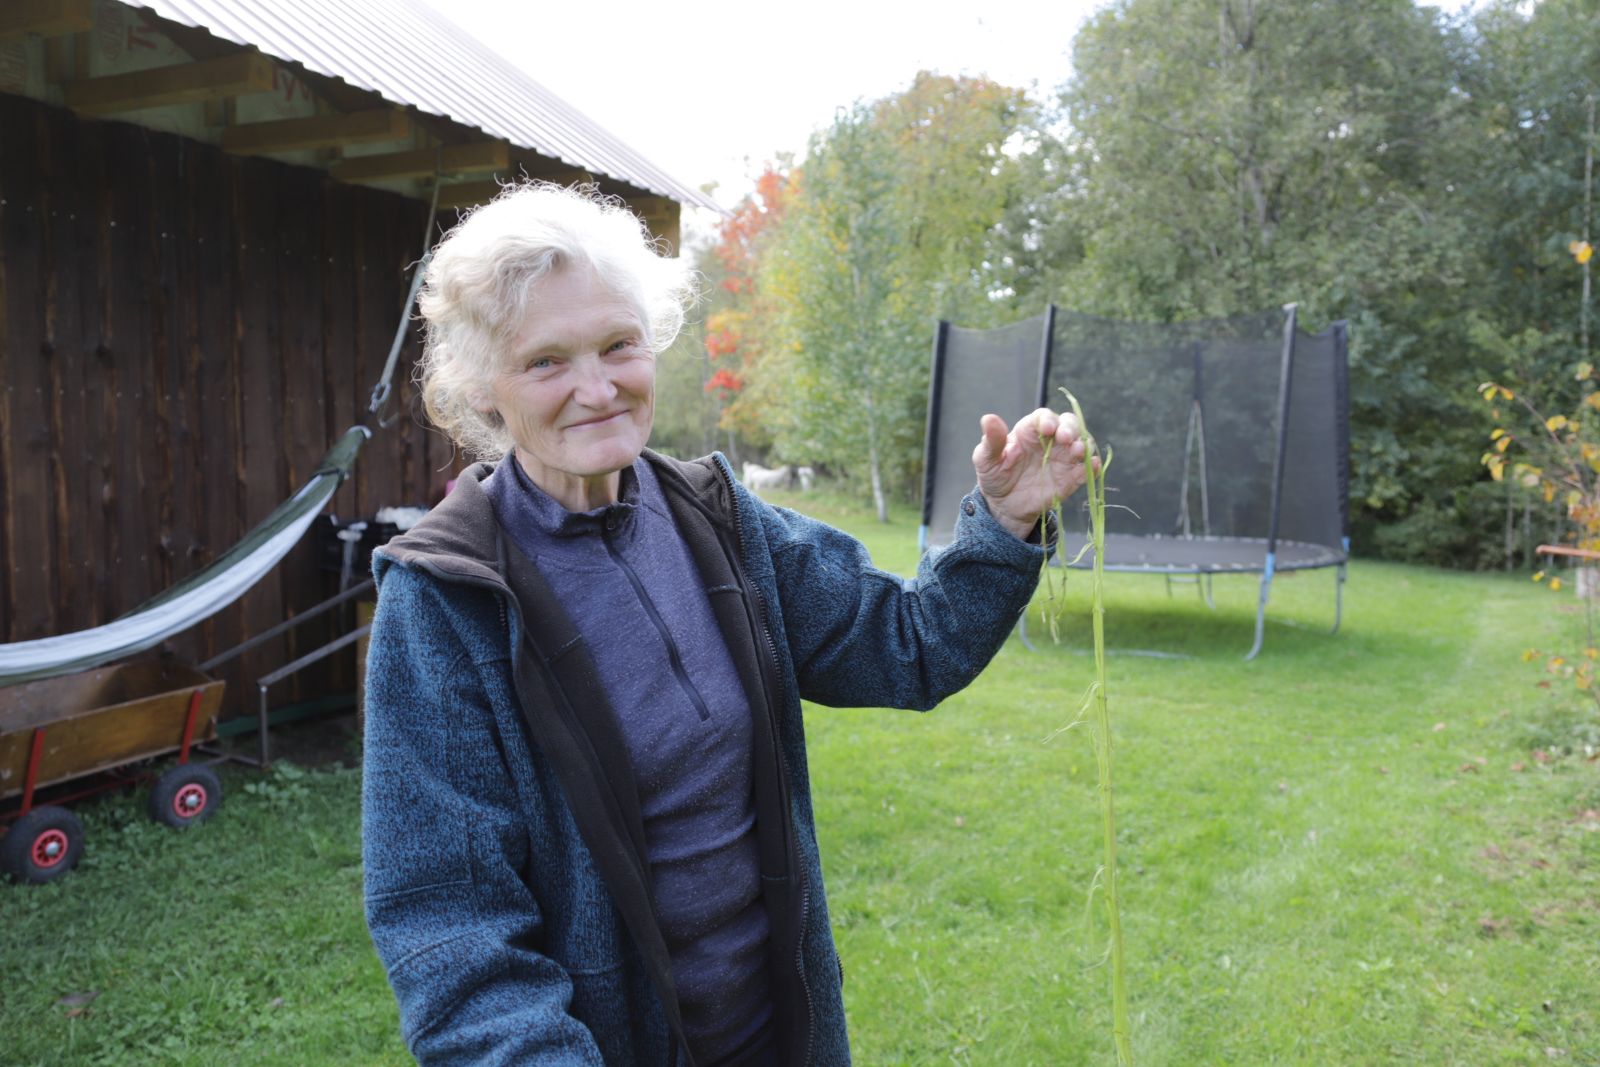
[1039,436,1062,641]
[1060,389,1133,1065]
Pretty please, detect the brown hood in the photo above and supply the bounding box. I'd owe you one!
[374,450,735,587]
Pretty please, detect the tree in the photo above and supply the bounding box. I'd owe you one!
[1055,0,1495,562]
[699,164,797,458]
[752,73,1037,520]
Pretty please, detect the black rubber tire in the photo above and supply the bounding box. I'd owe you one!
[1,805,85,884]
[147,763,223,829]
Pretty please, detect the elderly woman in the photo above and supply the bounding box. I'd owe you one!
[363,183,1091,1067]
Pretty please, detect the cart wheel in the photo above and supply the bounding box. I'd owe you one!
[148,764,223,829]
[1,806,86,884]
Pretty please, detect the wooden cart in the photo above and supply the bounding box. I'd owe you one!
[0,659,226,884]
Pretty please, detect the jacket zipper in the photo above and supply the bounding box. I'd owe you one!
[603,524,713,722]
[403,558,700,1064]
[712,457,816,1067]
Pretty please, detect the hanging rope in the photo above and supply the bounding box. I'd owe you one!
[368,165,442,428]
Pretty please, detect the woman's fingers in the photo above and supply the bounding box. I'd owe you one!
[975,408,1091,499]
[973,413,1011,472]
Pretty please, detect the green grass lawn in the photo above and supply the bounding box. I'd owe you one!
[4,488,1598,1065]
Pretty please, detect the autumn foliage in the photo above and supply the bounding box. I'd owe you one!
[1480,239,1598,706]
[701,167,794,426]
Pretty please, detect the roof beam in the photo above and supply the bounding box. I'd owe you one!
[436,180,506,211]
[434,185,680,253]
[625,197,681,256]
[65,51,277,115]
[222,108,412,156]
[518,163,597,186]
[0,0,92,44]
[331,141,510,183]
[433,168,596,211]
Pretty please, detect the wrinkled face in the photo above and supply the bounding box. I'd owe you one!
[478,266,655,500]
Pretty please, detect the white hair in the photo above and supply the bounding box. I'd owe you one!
[415,181,697,459]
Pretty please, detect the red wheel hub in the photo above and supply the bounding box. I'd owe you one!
[32,829,69,869]
[173,783,208,819]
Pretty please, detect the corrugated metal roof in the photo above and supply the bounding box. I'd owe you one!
[135,0,722,212]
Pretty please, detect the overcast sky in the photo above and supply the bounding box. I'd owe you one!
[420,0,1477,246]
[419,0,1103,228]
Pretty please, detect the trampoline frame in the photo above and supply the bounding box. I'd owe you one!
[920,302,1351,659]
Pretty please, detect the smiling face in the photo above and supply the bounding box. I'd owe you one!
[477,265,656,511]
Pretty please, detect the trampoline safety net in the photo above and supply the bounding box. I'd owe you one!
[919,304,1350,656]
[920,312,1054,552]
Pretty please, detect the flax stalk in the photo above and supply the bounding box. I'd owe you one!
[1057,389,1132,1065]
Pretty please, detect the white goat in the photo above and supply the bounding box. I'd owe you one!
[742,462,794,491]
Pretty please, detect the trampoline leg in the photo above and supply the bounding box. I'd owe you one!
[1204,573,1216,610]
[1245,554,1277,661]
[1330,563,1347,635]
[1016,609,1037,652]
[1164,574,1174,599]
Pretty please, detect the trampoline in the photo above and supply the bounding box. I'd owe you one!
[920,304,1350,659]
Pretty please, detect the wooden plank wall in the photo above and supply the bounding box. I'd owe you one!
[0,92,462,718]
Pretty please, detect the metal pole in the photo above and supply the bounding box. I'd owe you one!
[1194,338,1216,608]
[919,320,951,555]
[1247,303,1299,661]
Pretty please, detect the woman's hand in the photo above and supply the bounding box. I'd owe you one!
[971,408,1095,541]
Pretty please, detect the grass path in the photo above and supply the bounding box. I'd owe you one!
[2,490,1596,1064]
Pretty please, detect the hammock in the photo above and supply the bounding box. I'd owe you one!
[0,427,369,687]
[0,178,446,689]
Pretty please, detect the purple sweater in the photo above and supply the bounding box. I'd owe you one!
[484,456,772,1064]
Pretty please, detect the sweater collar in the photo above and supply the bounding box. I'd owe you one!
[372,449,736,590]
[499,452,642,540]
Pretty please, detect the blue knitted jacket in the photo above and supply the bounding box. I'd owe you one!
[362,451,1046,1066]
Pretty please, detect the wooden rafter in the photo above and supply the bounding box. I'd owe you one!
[436,180,508,211]
[222,109,411,156]
[627,196,681,255]
[0,0,92,44]
[65,51,277,116]
[518,163,598,186]
[330,141,510,183]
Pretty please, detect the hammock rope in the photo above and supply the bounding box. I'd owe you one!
[369,172,441,427]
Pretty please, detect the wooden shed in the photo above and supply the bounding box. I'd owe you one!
[0,0,716,717]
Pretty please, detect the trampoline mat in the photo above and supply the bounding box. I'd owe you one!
[1052,533,1345,574]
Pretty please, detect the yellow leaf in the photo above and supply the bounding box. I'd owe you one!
[1587,393,1600,412]
[1534,571,1546,582]
[1487,456,1505,481]
[1496,436,1512,453]
[1586,647,1598,660]
[1551,578,1564,592]
[1579,673,1593,689]
[1523,648,1540,661]
[1573,240,1595,265]
[1490,427,1506,440]
[1543,482,1558,502]
[1551,655,1566,667]
[1570,490,1584,509]
[1581,362,1596,380]
[1547,414,1570,432]
[1501,387,1516,400]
